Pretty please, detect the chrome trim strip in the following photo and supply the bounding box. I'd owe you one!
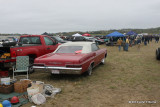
[33,66,82,70]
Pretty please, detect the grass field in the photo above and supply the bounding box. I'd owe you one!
[23,41,160,107]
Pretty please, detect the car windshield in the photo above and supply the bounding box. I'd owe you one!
[54,36,64,41]
[56,46,83,53]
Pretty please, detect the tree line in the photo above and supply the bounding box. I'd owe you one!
[1,27,160,36]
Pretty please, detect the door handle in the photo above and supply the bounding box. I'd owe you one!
[47,48,50,50]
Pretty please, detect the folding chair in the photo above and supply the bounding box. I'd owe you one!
[13,56,29,79]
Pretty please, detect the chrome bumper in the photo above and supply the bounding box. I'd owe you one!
[33,66,82,74]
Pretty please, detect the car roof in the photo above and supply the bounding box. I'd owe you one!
[21,35,47,37]
[61,42,93,45]
[54,42,95,53]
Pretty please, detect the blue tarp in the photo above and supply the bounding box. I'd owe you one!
[126,31,137,36]
[106,31,125,37]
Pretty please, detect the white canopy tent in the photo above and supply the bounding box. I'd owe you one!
[72,33,82,36]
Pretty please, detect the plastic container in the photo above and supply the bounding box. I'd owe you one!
[0,77,10,85]
[31,81,44,93]
[27,86,39,97]
[10,78,17,84]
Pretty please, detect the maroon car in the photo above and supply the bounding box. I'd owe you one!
[33,42,107,76]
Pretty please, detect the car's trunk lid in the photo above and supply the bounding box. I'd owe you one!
[35,53,87,66]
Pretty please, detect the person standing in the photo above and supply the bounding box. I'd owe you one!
[15,37,18,42]
[136,36,141,51]
[144,36,147,45]
[110,37,114,46]
[147,36,150,44]
[125,37,129,51]
[117,38,123,51]
[156,36,159,43]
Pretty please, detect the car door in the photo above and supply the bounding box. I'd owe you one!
[44,36,57,53]
[91,43,102,65]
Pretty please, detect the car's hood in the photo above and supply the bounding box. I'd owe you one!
[34,53,87,66]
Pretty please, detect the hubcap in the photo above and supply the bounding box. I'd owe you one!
[29,65,34,73]
[101,58,105,64]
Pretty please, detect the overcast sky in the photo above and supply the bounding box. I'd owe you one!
[0,0,160,34]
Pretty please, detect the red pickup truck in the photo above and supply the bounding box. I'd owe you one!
[0,35,60,72]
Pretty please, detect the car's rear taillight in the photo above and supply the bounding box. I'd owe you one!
[66,65,81,68]
[11,50,16,57]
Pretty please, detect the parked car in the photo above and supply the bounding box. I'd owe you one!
[95,35,105,39]
[104,37,110,43]
[50,36,67,43]
[0,35,60,72]
[1,37,17,47]
[69,36,87,41]
[156,48,160,60]
[84,37,104,45]
[96,38,105,44]
[84,37,96,41]
[33,42,107,76]
[0,39,3,45]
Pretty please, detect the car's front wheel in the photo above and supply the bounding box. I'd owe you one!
[100,57,106,65]
[86,65,93,76]
[29,57,35,73]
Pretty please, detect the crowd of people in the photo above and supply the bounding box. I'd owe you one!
[117,35,160,51]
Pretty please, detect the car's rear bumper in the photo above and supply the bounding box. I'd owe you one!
[33,66,82,74]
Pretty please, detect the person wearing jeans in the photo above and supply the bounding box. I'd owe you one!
[125,37,129,51]
[117,38,122,51]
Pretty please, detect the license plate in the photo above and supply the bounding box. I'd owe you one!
[51,70,60,74]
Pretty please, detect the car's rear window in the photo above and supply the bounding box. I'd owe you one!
[56,46,83,53]
[19,37,41,44]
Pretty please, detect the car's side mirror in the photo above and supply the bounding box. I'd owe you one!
[18,42,22,46]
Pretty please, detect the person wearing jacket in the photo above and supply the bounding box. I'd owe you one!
[125,37,129,51]
[117,38,123,51]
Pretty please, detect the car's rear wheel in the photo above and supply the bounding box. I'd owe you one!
[86,65,93,76]
[156,49,160,60]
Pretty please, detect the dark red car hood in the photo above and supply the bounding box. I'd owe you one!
[34,53,87,66]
